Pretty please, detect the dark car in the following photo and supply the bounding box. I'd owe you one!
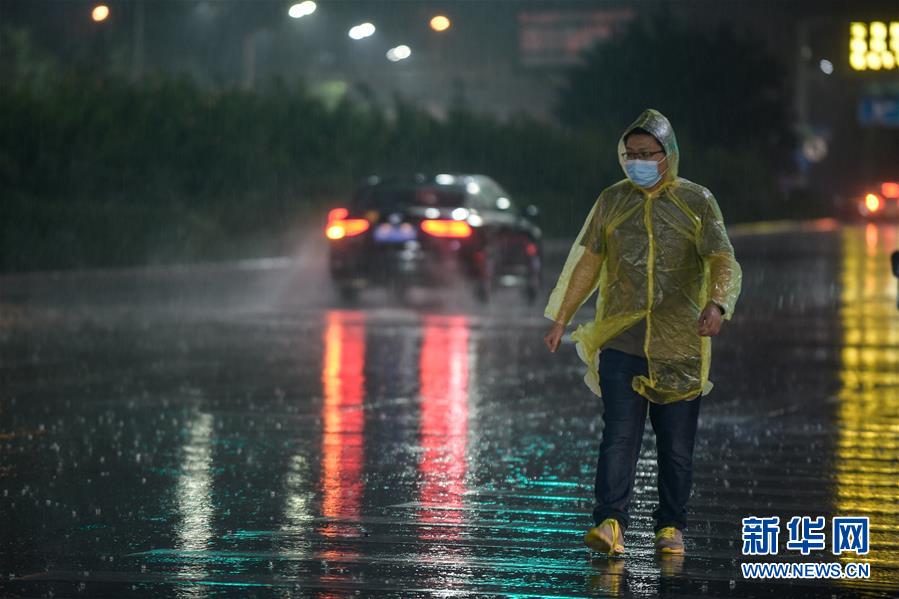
[326,173,542,303]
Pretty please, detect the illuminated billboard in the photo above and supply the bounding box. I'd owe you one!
[849,21,899,71]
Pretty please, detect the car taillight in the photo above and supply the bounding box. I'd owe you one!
[326,207,370,240]
[865,193,882,212]
[882,182,899,199]
[421,219,472,238]
[526,242,538,257]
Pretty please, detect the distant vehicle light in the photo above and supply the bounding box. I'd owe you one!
[881,182,899,198]
[421,219,472,238]
[328,207,348,222]
[435,173,455,185]
[326,208,369,239]
[424,207,441,219]
[865,193,882,212]
[526,242,539,257]
[496,197,511,210]
[326,219,370,240]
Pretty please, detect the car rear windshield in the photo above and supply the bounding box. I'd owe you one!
[353,185,466,209]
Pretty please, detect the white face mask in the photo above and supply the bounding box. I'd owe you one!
[625,159,664,188]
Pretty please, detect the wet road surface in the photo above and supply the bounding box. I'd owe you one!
[1,221,898,597]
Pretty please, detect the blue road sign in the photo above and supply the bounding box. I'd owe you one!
[858,96,899,127]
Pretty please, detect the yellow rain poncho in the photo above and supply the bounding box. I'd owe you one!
[544,109,742,404]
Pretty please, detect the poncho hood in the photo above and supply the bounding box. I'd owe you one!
[617,109,680,185]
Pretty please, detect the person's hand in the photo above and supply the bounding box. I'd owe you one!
[698,302,723,337]
[543,321,566,352]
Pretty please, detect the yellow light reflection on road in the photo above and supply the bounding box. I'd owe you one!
[836,224,899,586]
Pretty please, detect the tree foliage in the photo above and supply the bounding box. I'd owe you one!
[557,16,793,162]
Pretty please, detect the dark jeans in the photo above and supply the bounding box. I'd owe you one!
[593,348,702,533]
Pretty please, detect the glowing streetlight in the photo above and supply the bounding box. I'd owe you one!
[430,15,451,32]
[91,4,110,22]
[348,23,376,40]
[288,2,316,19]
[386,45,411,62]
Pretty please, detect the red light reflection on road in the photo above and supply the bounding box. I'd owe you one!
[320,310,366,540]
[418,315,470,540]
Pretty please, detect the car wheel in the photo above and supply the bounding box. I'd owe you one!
[473,249,495,304]
[523,281,539,305]
[474,279,491,303]
[523,251,542,305]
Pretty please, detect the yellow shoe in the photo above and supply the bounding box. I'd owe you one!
[584,518,625,555]
[654,526,685,554]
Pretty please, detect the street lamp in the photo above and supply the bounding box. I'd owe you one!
[288,2,316,19]
[386,45,411,62]
[91,4,110,23]
[430,15,451,32]
[349,23,376,40]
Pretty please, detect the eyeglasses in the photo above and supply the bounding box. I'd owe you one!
[621,150,665,160]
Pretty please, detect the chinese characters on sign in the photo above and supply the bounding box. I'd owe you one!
[741,516,870,556]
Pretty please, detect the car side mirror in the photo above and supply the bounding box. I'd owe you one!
[521,204,540,219]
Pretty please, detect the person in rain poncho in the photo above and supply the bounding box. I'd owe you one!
[542,109,742,556]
